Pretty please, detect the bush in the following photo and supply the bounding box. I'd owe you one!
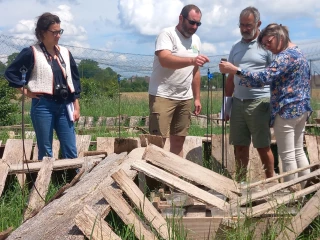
[0,76,19,126]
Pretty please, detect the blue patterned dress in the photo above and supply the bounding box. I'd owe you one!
[238,46,312,126]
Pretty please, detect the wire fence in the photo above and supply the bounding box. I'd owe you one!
[0,33,320,86]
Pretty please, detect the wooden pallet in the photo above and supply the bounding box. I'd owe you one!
[4,145,320,240]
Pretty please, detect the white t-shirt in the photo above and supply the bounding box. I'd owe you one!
[148,26,201,100]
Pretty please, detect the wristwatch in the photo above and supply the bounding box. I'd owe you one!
[236,68,242,76]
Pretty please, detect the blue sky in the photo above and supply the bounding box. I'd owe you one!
[0,0,319,57]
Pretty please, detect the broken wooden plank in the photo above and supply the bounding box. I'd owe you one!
[230,168,320,207]
[114,138,138,154]
[211,134,236,179]
[8,155,105,174]
[131,161,230,212]
[250,182,320,217]
[32,139,60,160]
[96,137,115,155]
[111,169,169,239]
[0,163,9,197]
[143,144,239,198]
[142,134,164,148]
[101,186,157,240]
[163,136,204,166]
[75,205,121,240]
[7,148,144,240]
[247,145,265,182]
[242,162,320,189]
[305,135,320,166]
[76,135,92,157]
[1,139,33,187]
[24,157,54,220]
[275,189,320,240]
[83,151,108,157]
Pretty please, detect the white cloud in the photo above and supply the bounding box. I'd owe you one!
[201,42,217,55]
[118,0,184,35]
[0,0,320,57]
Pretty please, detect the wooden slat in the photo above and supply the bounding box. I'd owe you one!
[131,161,230,212]
[250,182,320,217]
[305,135,319,165]
[75,205,121,240]
[32,139,60,160]
[143,144,239,198]
[114,138,138,154]
[2,139,33,186]
[230,168,320,207]
[163,136,204,166]
[101,186,156,240]
[211,134,236,179]
[276,189,320,240]
[180,216,275,240]
[8,155,105,174]
[24,157,54,220]
[112,169,169,239]
[96,137,115,155]
[76,135,92,157]
[6,151,131,240]
[0,163,9,197]
[243,162,320,189]
[247,145,265,182]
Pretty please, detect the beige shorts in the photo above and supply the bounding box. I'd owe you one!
[149,95,192,138]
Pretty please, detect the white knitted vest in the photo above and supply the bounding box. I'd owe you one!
[28,44,75,94]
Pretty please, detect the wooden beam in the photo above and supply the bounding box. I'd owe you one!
[131,161,230,212]
[75,205,121,240]
[8,155,105,174]
[276,189,320,240]
[111,169,169,239]
[32,140,60,160]
[249,182,320,217]
[76,135,92,157]
[97,137,115,155]
[242,162,320,189]
[101,186,157,240]
[24,157,54,220]
[143,144,239,198]
[2,139,33,187]
[305,135,319,166]
[230,169,320,207]
[0,163,9,197]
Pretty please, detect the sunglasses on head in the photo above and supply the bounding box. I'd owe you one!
[183,16,201,27]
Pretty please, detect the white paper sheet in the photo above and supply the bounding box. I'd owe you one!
[66,102,74,122]
[220,97,233,120]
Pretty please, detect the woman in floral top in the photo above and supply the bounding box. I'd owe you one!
[219,23,312,187]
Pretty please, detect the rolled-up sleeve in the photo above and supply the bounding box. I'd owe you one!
[69,51,81,99]
[5,47,34,88]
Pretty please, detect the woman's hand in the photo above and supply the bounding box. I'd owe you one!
[219,61,238,74]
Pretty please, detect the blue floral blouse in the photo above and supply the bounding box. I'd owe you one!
[238,46,312,126]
